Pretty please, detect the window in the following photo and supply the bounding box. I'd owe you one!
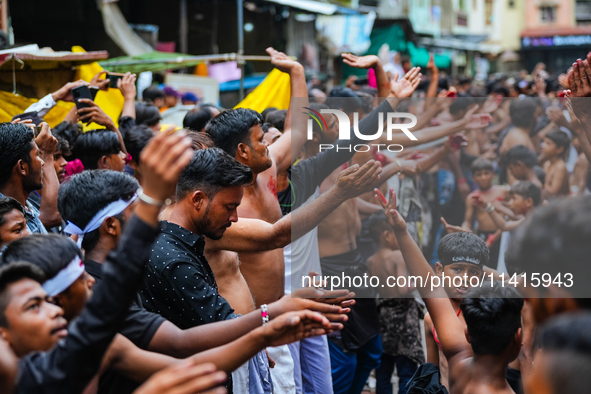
[540,6,556,23]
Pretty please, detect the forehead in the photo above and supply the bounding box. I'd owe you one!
[5,278,45,309]
[250,124,264,139]
[446,262,482,271]
[1,209,25,224]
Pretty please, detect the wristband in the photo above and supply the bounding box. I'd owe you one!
[261,304,269,326]
[394,159,403,175]
[457,177,467,185]
[137,188,172,208]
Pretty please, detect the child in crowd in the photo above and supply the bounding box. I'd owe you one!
[378,192,524,394]
[0,196,30,250]
[540,130,570,198]
[367,210,423,394]
[462,158,509,266]
[501,144,544,189]
[476,180,541,232]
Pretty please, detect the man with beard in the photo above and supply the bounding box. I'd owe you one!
[0,122,61,234]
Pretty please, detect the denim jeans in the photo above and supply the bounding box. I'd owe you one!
[375,354,419,394]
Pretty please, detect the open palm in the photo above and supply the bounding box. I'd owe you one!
[342,53,378,69]
[390,67,421,98]
[266,47,300,73]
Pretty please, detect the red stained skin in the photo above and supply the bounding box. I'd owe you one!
[268,176,278,198]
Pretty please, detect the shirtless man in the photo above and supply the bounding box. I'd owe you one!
[206,48,308,307]
[499,98,537,156]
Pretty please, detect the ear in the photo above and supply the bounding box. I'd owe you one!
[191,190,206,211]
[236,142,250,162]
[435,261,444,276]
[312,132,321,143]
[98,155,110,170]
[16,159,28,177]
[525,197,534,208]
[516,327,523,346]
[104,216,120,237]
[464,327,471,344]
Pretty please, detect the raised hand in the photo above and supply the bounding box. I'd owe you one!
[400,159,419,176]
[90,71,110,91]
[262,310,333,347]
[461,105,492,129]
[441,217,468,234]
[77,100,116,129]
[481,95,502,114]
[35,123,58,158]
[133,360,226,394]
[51,80,89,102]
[139,129,194,203]
[342,53,380,69]
[375,188,407,232]
[426,53,438,75]
[568,56,591,120]
[390,67,421,98]
[118,72,137,100]
[333,160,382,200]
[266,47,303,74]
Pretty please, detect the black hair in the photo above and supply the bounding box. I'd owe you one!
[545,130,570,156]
[491,86,510,97]
[186,130,215,150]
[135,102,161,128]
[449,98,475,116]
[535,313,591,394]
[123,125,154,165]
[510,180,541,207]
[368,210,393,243]
[265,110,287,132]
[534,165,546,185]
[325,87,363,114]
[142,85,165,104]
[509,98,537,129]
[471,158,494,173]
[205,108,263,157]
[0,122,34,187]
[501,145,538,168]
[505,196,591,305]
[0,262,45,327]
[355,91,375,114]
[183,104,219,132]
[176,148,253,200]
[52,122,82,159]
[460,284,523,355]
[1,234,82,280]
[72,130,122,170]
[58,170,139,253]
[0,196,24,229]
[261,107,278,122]
[437,232,489,267]
[54,134,71,157]
[308,103,329,136]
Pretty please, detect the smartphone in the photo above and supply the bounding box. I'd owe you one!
[354,77,369,86]
[34,125,42,138]
[89,86,100,100]
[108,73,125,89]
[71,86,93,110]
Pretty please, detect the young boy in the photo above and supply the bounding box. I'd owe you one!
[423,231,488,390]
[462,158,509,266]
[540,130,570,198]
[476,180,541,232]
[367,210,424,394]
[0,196,30,250]
[378,193,524,394]
[501,145,543,190]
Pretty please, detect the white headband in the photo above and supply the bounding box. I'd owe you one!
[64,193,137,247]
[42,255,85,297]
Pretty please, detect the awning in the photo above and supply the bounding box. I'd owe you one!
[100,51,271,74]
[0,44,108,70]
[263,0,364,15]
[419,36,502,55]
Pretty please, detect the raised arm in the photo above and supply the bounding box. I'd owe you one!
[119,72,138,120]
[77,100,128,155]
[342,53,390,98]
[35,123,62,228]
[207,160,382,252]
[377,190,472,359]
[266,47,308,174]
[425,53,439,98]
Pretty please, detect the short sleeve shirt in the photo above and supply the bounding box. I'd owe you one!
[140,221,236,329]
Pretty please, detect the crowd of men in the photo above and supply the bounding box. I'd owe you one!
[0,46,590,394]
